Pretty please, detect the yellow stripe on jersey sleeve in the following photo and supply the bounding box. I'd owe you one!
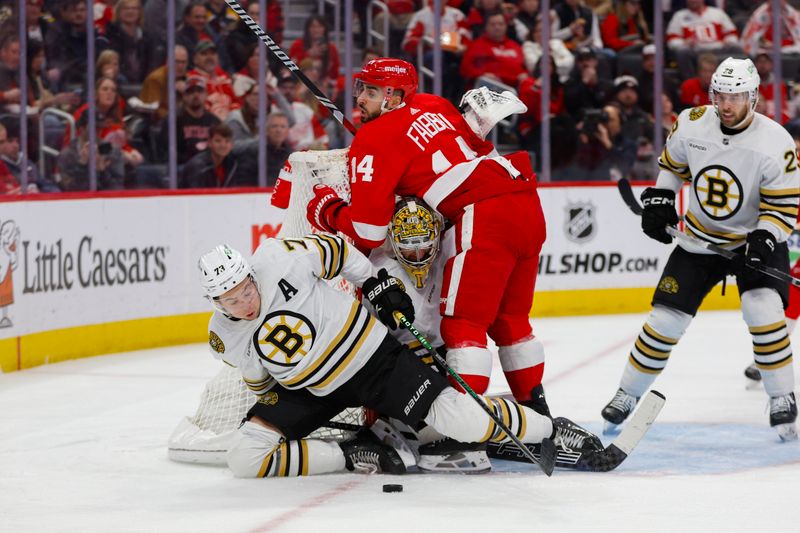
[759,201,799,216]
[317,234,346,279]
[658,146,691,180]
[759,213,794,234]
[760,187,800,198]
[307,237,330,279]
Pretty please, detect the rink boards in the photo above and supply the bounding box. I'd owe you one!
[0,184,750,371]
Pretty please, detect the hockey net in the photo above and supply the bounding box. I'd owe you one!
[168,149,366,465]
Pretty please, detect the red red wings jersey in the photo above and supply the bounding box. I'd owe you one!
[331,93,536,249]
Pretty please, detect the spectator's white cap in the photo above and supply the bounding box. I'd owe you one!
[643,44,656,56]
[614,75,639,92]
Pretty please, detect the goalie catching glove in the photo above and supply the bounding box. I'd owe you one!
[362,268,415,330]
[307,184,345,233]
[640,188,679,244]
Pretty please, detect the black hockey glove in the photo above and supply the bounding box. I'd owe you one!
[362,268,415,330]
[640,188,679,244]
[736,229,777,283]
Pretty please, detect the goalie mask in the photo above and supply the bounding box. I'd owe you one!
[198,244,258,315]
[709,57,760,129]
[389,197,443,289]
[354,58,418,113]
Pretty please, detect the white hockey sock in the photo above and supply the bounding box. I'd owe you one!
[742,288,796,397]
[620,305,691,397]
[227,421,346,478]
[423,387,553,445]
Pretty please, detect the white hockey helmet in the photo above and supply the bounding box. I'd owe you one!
[709,57,760,125]
[389,197,443,289]
[198,244,255,311]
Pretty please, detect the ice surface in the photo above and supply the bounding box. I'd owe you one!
[1,311,797,532]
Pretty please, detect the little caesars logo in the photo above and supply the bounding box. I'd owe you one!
[564,202,596,243]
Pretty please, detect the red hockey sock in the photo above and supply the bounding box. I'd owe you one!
[504,364,544,402]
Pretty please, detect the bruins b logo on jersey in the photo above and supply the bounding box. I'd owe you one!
[254,310,316,365]
[693,165,743,220]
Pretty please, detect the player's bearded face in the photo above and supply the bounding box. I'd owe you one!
[355,83,387,123]
[217,277,261,320]
[713,91,750,128]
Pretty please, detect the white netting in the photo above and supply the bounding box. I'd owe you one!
[278,149,353,294]
[168,148,364,465]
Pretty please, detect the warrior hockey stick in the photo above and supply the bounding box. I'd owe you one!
[224,0,358,135]
[393,311,557,476]
[486,390,665,472]
[617,178,800,288]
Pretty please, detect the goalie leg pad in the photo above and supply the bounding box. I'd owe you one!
[423,387,553,445]
[620,304,691,397]
[227,421,345,478]
[742,288,795,397]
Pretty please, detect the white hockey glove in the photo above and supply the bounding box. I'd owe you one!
[459,86,527,140]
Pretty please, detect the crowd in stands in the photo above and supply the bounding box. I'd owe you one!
[2,0,800,192]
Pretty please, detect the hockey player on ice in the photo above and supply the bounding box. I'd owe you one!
[305,58,553,425]
[601,57,799,441]
[370,196,603,473]
[198,241,600,477]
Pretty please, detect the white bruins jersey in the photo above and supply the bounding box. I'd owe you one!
[206,235,384,397]
[658,105,800,251]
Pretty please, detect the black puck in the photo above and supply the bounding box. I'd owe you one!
[382,484,403,493]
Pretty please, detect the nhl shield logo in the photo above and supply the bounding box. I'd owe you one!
[564,202,596,243]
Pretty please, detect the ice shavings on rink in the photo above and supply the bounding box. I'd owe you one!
[2,310,799,532]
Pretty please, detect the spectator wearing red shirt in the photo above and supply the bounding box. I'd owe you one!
[465,0,516,39]
[742,0,800,56]
[71,76,144,168]
[679,53,717,110]
[666,0,743,80]
[754,52,790,125]
[403,0,471,102]
[288,15,340,86]
[460,11,527,89]
[187,39,238,121]
[600,0,650,54]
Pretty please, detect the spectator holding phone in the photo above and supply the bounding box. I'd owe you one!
[57,115,125,191]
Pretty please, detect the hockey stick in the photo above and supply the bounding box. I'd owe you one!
[617,178,800,288]
[487,390,665,472]
[224,0,358,135]
[393,311,557,476]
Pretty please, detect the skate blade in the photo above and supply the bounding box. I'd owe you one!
[776,423,798,442]
[602,420,622,436]
[417,452,492,474]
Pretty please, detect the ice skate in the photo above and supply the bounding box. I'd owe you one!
[417,438,491,474]
[550,417,605,470]
[340,429,407,474]
[601,388,639,434]
[769,392,798,442]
